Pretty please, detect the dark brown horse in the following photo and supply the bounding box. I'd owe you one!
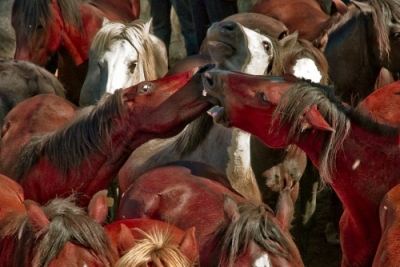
[0,67,212,207]
[117,161,304,267]
[11,0,140,105]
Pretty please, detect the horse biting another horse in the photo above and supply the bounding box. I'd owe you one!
[0,67,212,207]
[117,161,304,267]
[11,0,140,105]
[79,18,168,106]
[202,69,400,267]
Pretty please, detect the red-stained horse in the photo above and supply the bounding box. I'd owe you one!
[11,0,140,105]
[0,67,212,207]
[202,69,400,267]
[117,161,304,267]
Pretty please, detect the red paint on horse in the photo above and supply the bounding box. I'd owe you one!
[117,161,304,267]
[202,69,400,267]
[12,0,139,105]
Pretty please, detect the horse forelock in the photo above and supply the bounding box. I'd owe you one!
[91,19,158,81]
[0,197,116,267]
[12,0,82,44]
[266,37,286,76]
[219,203,295,267]
[114,228,191,267]
[16,90,124,180]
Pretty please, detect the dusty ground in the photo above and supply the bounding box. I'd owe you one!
[0,1,343,266]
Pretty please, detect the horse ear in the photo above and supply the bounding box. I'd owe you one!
[102,17,110,27]
[300,105,335,132]
[118,224,136,252]
[88,190,109,225]
[223,194,240,222]
[351,0,373,14]
[179,227,199,264]
[275,187,294,231]
[25,200,50,232]
[144,18,153,35]
[279,31,298,51]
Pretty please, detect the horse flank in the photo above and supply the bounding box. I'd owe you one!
[12,0,82,44]
[219,202,295,267]
[273,81,399,183]
[0,196,116,267]
[16,90,124,180]
[115,228,192,267]
[90,19,159,81]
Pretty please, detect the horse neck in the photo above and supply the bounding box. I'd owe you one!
[86,0,138,22]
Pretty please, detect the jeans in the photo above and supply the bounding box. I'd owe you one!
[189,0,238,50]
[150,0,198,56]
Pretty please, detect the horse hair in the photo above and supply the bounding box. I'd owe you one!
[0,196,116,267]
[12,0,82,44]
[115,228,192,267]
[90,19,159,81]
[219,201,296,267]
[273,81,399,183]
[16,90,124,180]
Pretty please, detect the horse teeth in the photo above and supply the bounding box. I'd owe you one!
[202,89,207,96]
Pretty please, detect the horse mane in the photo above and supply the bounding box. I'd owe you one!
[12,0,82,44]
[16,90,124,180]
[34,64,66,97]
[219,202,296,267]
[115,228,192,267]
[273,81,399,183]
[265,37,286,76]
[0,196,116,267]
[90,19,159,81]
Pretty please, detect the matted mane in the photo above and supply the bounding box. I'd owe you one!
[16,90,124,180]
[0,196,116,267]
[219,202,296,267]
[90,19,159,81]
[115,228,192,267]
[273,81,399,183]
[12,0,82,44]
[265,37,286,76]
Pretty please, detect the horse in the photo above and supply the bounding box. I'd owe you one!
[0,190,118,267]
[119,16,328,203]
[0,58,65,130]
[117,161,304,267]
[105,219,199,267]
[0,174,25,221]
[0,66,212,207]
[202,69,400,267]
[11,0,140,105]
[79,18,168,106]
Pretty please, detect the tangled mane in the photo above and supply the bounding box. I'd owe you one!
[265,36,286,76]
[90,19,159,81]
[219,202,296,267]
[273,81,399,183]
[16,89,124,180]
[12,0,82,45]
[115,228,192,267]
[0,196,116,267]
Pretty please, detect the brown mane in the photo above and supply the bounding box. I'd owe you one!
[219,200,296,267]
[0,196,116,267]
[12,0,83,45]
[16,90,124,180]
[273,81,399,183]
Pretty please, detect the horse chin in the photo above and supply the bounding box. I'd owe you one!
[207,106,231,127]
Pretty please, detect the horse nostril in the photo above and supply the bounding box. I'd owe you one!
[220,21,236,33]
[203,72,214,88]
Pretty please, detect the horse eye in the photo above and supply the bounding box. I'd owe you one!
[260,92,268,103]
[141,83,153,93]
[128,61,138,73]
[263,41,270,51]
[36,24,44,30]
[393,32,400,40]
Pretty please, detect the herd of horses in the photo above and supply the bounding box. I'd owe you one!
[1,0,400,266]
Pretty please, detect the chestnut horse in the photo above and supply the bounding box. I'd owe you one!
[0,67,212,207]
[0,58,65,129]
[79,18,168,106]
[117,161,304,267]
[0,174,25,221]
[0,191,118,267]
[11,0,140,105]
[202,69,400,267]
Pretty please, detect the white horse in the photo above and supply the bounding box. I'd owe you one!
[79,18,168,106]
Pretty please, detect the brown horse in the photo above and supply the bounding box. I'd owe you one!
[117,161,304,267]
[202,69,400,267]
[0,174,25,222]
[0,58,65,130]
[11,0,140,105]
[0,191,118,267]
[0,67,212,207]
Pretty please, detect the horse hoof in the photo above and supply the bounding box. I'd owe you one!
[324,222,340,245]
